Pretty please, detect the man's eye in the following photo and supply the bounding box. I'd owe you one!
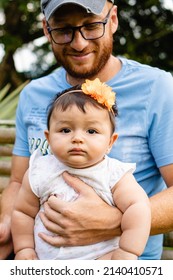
[85,23,100,30]
[61,128,71,133]
[56,28,72,35]
[87,129,97,134]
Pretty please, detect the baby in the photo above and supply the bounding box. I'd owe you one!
[12,78,151,260]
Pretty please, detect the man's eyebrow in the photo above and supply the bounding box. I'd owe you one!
[52,12,102,24]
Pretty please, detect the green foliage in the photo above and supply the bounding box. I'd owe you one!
[0,81,29,120]
[114,0,173,71]
[0,0,48,88]
[0,84,11,102]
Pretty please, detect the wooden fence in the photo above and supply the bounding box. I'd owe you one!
[0,120,173,259]
[0,120,15,198]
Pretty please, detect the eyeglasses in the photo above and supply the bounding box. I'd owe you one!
[47,6,113,45]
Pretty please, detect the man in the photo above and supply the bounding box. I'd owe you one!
[0,0,173,260]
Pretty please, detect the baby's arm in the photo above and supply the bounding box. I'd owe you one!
[11,170,40,260]
[112,172,151,260]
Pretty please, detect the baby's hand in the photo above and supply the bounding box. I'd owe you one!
[15,248,38,260]
[111,248,138,260]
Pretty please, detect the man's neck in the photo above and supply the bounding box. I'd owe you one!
[66,55,122,86]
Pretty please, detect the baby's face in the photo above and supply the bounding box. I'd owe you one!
[45,104,117,168]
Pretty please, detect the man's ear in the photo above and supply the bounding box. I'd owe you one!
[111,6,119,34]
[42,18,52,42]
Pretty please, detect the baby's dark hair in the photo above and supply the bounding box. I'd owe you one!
[47,85,118,134]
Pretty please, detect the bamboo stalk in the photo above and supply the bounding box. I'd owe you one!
[163,232,173,247]
[0,120,15,126]
[0,128,15,144]
[0,161,11,175]
[161,249,173,260]
[0,176,10,193]
[0,145,13,156]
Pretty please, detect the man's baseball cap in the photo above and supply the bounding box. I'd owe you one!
[41,0,114,20]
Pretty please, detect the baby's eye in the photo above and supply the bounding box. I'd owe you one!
[60,128,71,133]
[87,129,97,134]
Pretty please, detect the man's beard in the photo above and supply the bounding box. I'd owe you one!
[53,42,113,79]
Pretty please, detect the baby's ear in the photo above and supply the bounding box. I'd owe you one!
[44,130,50,143]
[108,133,118,151]
[111,132,118,144]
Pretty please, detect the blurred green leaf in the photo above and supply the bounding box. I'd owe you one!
[0,81,29,120]
[0,84,11,102]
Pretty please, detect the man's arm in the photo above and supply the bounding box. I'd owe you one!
[150,164,173,235]
[0,155,29,259]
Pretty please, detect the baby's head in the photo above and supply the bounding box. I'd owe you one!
[47,79,118,133]
[45,78,118,168]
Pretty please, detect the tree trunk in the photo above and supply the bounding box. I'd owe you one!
[0,52,23,89]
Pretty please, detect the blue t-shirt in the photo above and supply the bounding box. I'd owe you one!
[13,57,173,259]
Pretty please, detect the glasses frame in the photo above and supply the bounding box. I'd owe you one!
[46,5,113,45]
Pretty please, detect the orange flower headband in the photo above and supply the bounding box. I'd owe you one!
[81,78,116,111]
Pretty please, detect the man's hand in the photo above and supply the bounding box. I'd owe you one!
[39,172,122,247]
[0,215,13,259]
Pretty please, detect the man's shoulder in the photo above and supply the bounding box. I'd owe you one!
[118,56,172,86]
[121,57,170,75]
[20,67,68,98]
[30,67,66,87]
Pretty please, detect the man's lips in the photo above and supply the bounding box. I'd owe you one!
[68,52,92,61]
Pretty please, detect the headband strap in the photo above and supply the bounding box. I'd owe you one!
[56,79,116,112]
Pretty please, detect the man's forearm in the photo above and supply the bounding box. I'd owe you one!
[0,181,21,259]
[0,181,21,219]
[150,187,173,235]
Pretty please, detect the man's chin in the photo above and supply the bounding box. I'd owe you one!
[65,67,100,79]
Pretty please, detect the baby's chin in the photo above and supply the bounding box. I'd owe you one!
[65,157,105,169]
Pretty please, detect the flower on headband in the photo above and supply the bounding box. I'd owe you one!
[81,78,115,111]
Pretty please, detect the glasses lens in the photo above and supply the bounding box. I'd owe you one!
[51,28,73,44]
[81,23,104,40]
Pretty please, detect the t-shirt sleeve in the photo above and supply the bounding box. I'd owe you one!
[13,86,31,157]
[108,157,136,189]
[147,72,173,167]
[28,149,41,198]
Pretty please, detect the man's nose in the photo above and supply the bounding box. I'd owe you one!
[70,30,89,51]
